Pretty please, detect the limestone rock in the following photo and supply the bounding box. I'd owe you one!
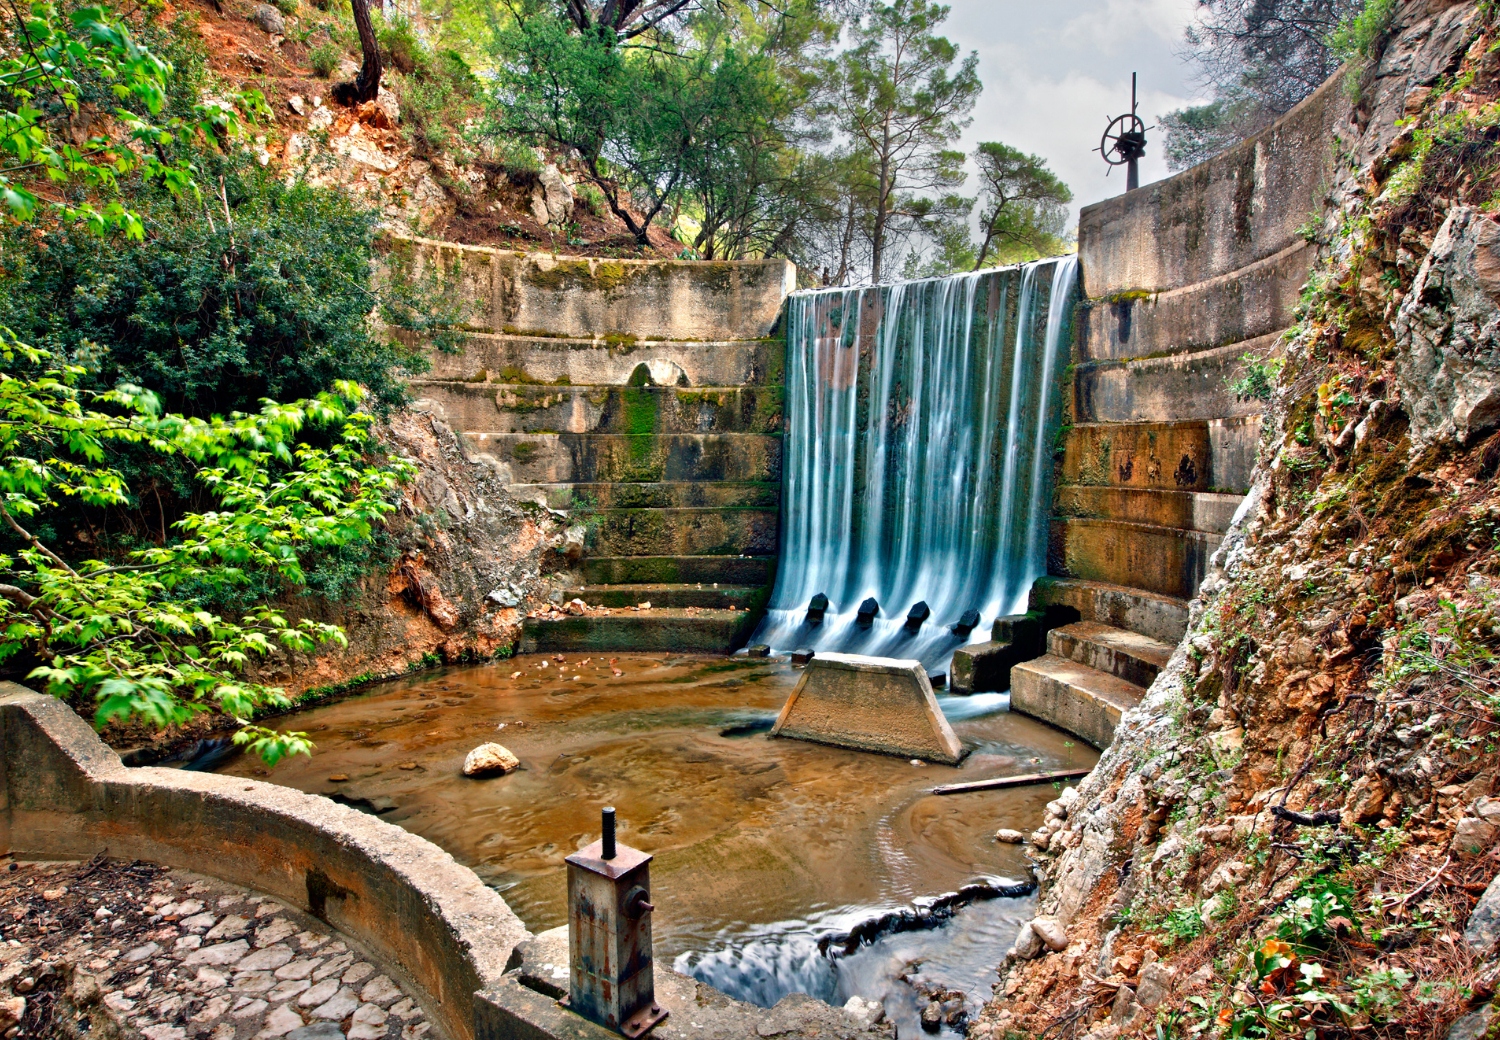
[1452,816,1496,857]
[1134,962,1171,1008]
[1465,871,1500,955]
[0,997,24,1030]
[1447,1005,1495,1040]
[529,164,574,226]
[288,95,306,116]
[1012,921,1043,960]
[842,996,884,1028]
[463,743,520,777]
[249,4,285,34]
[1394,206,1500,447]
[1030,916,1068,952]
[994,828,1024,844]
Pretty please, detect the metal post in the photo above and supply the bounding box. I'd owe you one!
[565,809,668,1037]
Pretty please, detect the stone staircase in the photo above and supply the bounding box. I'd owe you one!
[397,241,794,657]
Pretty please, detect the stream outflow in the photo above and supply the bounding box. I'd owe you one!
[753,258,1078,670]
[211,655,1095,1030]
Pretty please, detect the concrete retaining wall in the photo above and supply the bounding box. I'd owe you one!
[394,237,792,606]
[0,686,527,1040]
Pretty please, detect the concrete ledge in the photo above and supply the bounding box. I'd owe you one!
[1049,517,1221,600]
[1047,621,1173,690]
[462,433,782,484]
[1079,242,1312,361]
[1028,577,1190,646]
[949,612,1046,694]
[0,685,528,1040]
[1074,337,1275,424]
[412,384,785,437]
[386,236,795,342]
[1077,73,1346,297]
[412,334,784,391]
[509,482,778,511]
[1009,655,1143,750]
[579,555,776,586]
[518,609,760,654]
[771,653,963,764]
[1060,419,1259,495]
[583,508,779,557]
[1054,486,1242,534]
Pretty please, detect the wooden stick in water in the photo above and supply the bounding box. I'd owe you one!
[930,767,1092,795]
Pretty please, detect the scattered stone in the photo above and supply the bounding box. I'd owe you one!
[276,958,323,981]
[288,95,306,116]
[327,774,350,783]
[249,4,285,34]
[341,961,374,985]
[920,1001,942,1032]
[240,946,296,972]
[995,828,1025,843]
[463,742,520,777]
[360,975,402,1005]
[185,939,251,966]
[1135,962,1172,1008]
[311,987,360,1021]
[842,995,884,1028]
[348,1002,389,1040]
[0,998,23,1031]
[126,941,162,962]
[287,1025,346,1040]
[1447,1005,1495,1040]
[1030,917,1068,952]
[259,1004,306,1037]
[1012,922,1043,960]
[1452,816,1496,857]
[297,978,340,1007]
[1466,872,1500,955]
[206,915,251,941]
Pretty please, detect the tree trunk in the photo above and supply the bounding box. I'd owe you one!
[351,0,382,103]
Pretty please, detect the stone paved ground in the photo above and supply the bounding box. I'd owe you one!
[0,856,439,1040]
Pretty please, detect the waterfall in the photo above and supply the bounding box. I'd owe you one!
[752,256,1078,671]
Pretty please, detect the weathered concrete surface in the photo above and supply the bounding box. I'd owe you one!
[0,686,528,1040]
[396,237,793,652]
[416,384,785,436]
[1049,518,1221,601]
[1073,336,1276,424]
[771,653,964,764]
[1077,74,1347,298]
[387,237,795,342]
[1008,655,1144,750]
[950,612,1048,694]
[1054,487,1241,534]
[1028,577,1190,647]
[1078,242,1312,361]
[517,608,760,654]
[478,929,887,1040]
[1046,621,1173,690]
[416,335,782,390]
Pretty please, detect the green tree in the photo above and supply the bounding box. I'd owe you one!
[0,334,412,764]
[0,1,259,234]
[833,0,979,283]
[970,141,1072,268]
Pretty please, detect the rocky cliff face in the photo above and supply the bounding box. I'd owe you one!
[256,409,573,697]
[974,4,1500,1039]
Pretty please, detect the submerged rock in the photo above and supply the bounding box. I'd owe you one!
[463,743,520,777]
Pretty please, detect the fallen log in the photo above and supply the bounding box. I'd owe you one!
[931,767,1092,795]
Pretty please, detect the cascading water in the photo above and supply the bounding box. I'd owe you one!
[751,256,1079,671]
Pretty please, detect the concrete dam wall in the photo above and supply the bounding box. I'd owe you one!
[1003,70,1352,744]
[392,237,796,653]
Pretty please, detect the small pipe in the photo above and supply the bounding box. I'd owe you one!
[602,807,616,860]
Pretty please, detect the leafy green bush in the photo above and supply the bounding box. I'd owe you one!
[309,41,341,77]
[377,15,425,75]
[1228,352,1284,401]
[0,161,421,417]
[575,181,607,217]
[273,0,298,16]
[1330,0,1398,65]
[400,50,479,156]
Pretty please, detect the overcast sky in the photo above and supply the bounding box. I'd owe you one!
[942,0,1209,228]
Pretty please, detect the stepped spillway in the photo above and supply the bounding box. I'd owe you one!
[752,257,1078,668]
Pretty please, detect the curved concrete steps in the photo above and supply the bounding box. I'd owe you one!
[1009,654,1146,750]
[518,607,759,654]
[1047,621,1172,690]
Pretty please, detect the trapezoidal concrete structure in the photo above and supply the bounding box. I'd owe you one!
[770,653,963,765]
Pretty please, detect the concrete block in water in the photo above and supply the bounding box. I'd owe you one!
[770,653,963,764]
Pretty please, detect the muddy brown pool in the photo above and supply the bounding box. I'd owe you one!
[216,653,1094,995]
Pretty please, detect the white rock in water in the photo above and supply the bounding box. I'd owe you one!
[843,996,884,1028]
[463,743,520,777]
[994,828,1025,844]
